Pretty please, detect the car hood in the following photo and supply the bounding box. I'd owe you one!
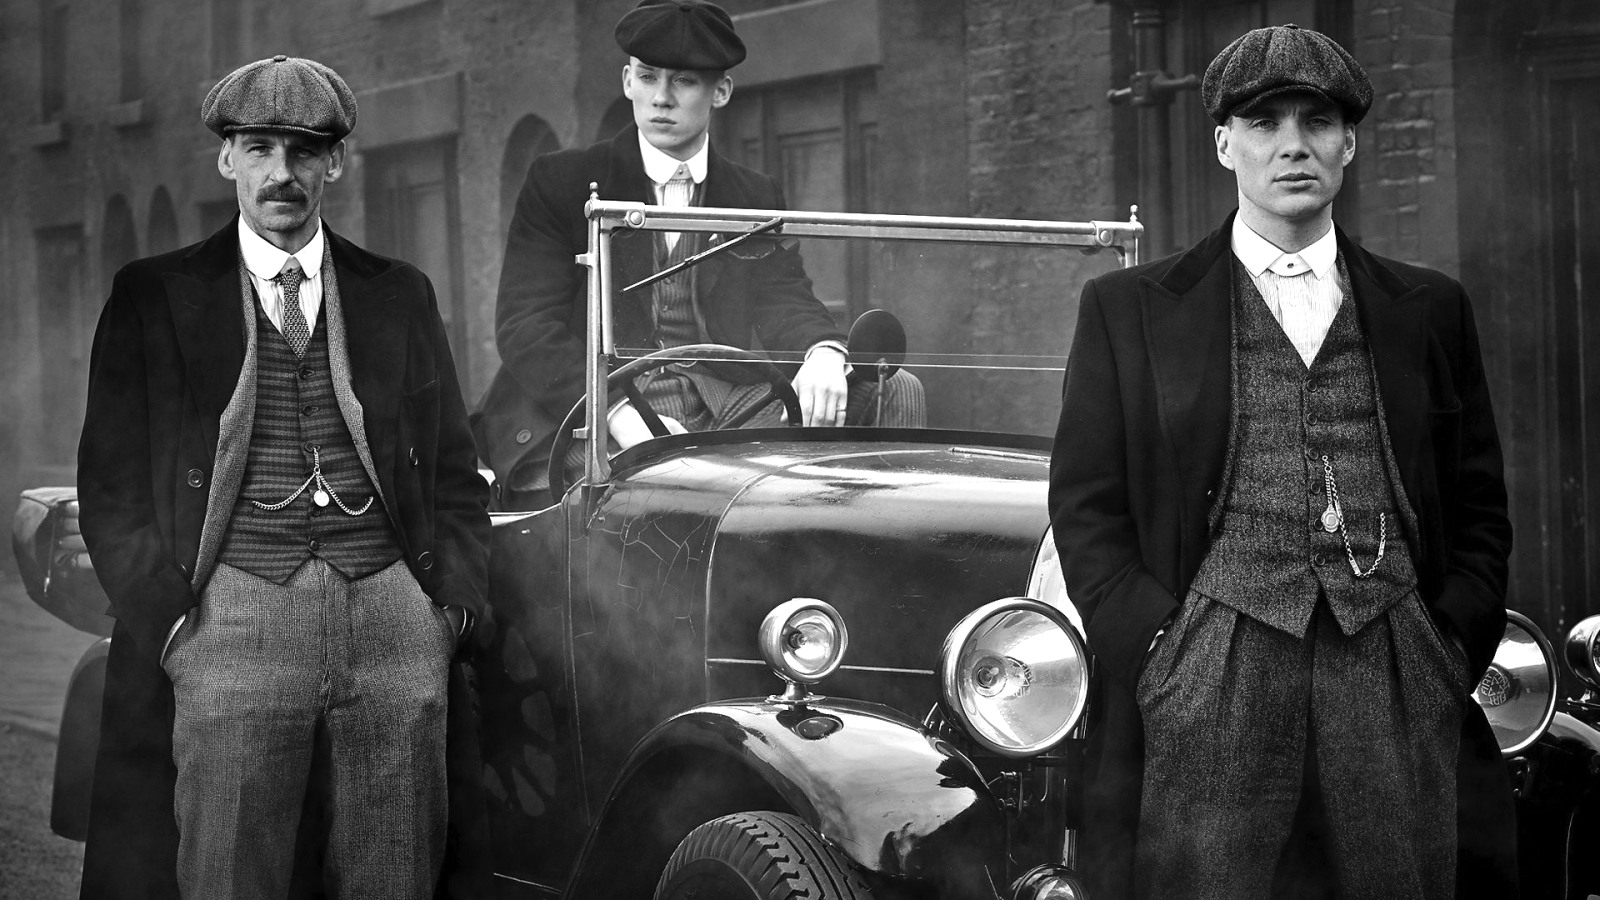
[700,440,1051,679]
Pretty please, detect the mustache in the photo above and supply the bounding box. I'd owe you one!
[258,186,307,203]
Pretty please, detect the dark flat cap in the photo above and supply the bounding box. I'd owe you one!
[615,0,746,71]
[1202,24,1372,125]
[202,55,358,140]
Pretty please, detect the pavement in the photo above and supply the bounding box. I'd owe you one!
[0,564,97,898]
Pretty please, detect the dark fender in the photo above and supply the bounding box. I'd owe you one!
[563,697,1006,899]
[53,637,110,840]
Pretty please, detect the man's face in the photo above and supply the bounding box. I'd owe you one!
[1215,92,1355,231]
[622,59,732,160]
[218,130,345,251]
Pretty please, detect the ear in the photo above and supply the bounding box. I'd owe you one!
[217,137,238,181]
[1341,124,1356,167]
[621,62,635,98]
[324,140,347,184]
[712,73,733,109]
[1214,123,1236,172]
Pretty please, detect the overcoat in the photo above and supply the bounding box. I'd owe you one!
[473,125,843,489]
[75,220,493,900]
[1049,213,1516,899]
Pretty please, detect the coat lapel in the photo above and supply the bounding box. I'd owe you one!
[327,230,406,490]
[1145,220,1235,498]
[165,223,246,442]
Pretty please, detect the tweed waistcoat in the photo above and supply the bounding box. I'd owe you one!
[1190,258,1417,638]
[217,297,402,583]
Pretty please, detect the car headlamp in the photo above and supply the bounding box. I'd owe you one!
[759,598,848,703]
[1476,610,1558,757]
[1564,614,1600,700]
[940,597,1090,757]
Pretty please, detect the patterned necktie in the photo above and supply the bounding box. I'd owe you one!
[277,259,310,357]
[662,164,694,252]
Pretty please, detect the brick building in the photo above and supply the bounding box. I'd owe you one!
[2,0,1597,638]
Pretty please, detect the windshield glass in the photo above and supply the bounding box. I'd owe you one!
[599,207,1138,438]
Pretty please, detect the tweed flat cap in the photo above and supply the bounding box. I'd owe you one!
[615,0,746,71]
[202,55,357,140]
[1202,24,1372,125]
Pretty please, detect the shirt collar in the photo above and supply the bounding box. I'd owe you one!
[1230,216,1337,279]
[637,130,709,186]
[237,217,325,282]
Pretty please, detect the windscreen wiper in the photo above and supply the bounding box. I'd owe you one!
[622,216,785,293]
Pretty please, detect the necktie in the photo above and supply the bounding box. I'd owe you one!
[277,260,310,357]
[662,164,694,252]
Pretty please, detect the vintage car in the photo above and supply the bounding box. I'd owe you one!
[12,201,1597,899]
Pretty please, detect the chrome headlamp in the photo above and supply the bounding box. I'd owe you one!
[759,598,848,704]
[939,597,1090,757]
[1564,614,1600,701]
[1476,610,1559,757]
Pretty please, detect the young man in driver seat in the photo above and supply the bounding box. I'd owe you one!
[475,0,923,510]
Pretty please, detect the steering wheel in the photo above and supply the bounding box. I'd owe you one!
[547,343,803,498]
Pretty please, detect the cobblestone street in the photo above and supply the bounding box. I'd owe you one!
[0,565,97,898]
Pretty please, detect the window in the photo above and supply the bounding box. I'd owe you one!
[365,140,470,388]
[717,70,878,325]
[40,1,67,121]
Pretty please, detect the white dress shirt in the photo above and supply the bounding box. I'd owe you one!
[638,131,709,253]
[1231,217,1342,368]
[238,217,326,336]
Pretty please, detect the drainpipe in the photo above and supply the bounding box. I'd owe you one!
[1107,7,1199,257]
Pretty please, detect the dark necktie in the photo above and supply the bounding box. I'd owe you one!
[277,260,310,357]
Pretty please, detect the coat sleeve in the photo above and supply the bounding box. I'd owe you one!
[1048,278,1179,692]
[744,182,846,354]
[1427,286,1511,680]
[77,268,197,661]
[493,155,589,421]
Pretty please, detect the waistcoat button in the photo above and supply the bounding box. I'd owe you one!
[308,539,322,552]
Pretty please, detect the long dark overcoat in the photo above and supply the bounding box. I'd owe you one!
[473,124,843,488]
[1049,213,1517,899]
[75,220,493,900]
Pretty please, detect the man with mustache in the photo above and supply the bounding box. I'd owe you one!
[475,0,922,510]
[75,56,490,899]
[1049,25,1516,899]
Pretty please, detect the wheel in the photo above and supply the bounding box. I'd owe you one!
[654,811,874,900]
[547,344,802,498]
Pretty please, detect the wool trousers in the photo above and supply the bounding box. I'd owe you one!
[1134,593,1470,900]
[164,558,453,900]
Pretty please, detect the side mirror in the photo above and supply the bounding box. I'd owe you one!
[1475,610,1558,757]
[845,309,906,384]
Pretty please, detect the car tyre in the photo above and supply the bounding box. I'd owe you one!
[654,811,874,899]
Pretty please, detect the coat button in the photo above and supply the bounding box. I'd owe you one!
[514,428,533,445]
[417,551,434,571]
[177,561,191,578]
[409,447,419,467]
[186,468,205,488]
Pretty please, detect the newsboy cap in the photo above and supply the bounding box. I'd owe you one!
[1202,24,1372,125]
[615,0,746,71]
[202,55,358,140]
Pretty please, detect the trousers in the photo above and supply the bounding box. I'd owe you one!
[1134,593,1470,900]
[164,558,453,900]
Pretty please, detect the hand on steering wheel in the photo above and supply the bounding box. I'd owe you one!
[547,344,803,498]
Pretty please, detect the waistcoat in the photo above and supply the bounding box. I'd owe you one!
[1190,258,1418,637]
[217,297,403,583]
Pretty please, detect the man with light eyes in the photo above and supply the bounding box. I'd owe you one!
[476,0,922,511]
[1049,24,1516,900]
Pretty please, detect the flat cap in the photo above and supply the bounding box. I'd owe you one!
[615,0,746,71]
[202,55,358,140]
[1202,24,1372,125]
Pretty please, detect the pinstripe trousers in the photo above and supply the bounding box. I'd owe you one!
[1133,592,1470,900]
[163,558,454,900]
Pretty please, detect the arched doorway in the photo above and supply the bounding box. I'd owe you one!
[499,115,561,244]
[595,97,632,146]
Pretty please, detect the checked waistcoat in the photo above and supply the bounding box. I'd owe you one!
[216,295,403,583]
[1189,258,1419,637]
